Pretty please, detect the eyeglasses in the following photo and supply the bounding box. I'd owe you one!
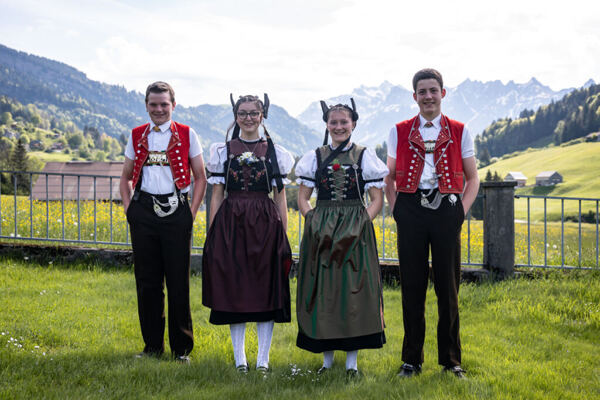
[237,111,261,119]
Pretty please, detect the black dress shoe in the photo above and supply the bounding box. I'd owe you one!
[443,365,466,379]
[346,369,359,379]
[397,363,422,378]
[174,355,191,364]
[134,351,161,359]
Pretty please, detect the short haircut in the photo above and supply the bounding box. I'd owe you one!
[412,68,443,92]
[145,81,175,103]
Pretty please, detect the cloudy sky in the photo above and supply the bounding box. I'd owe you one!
[1,0,598,115]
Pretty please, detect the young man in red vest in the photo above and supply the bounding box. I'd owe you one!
[384,69,480,378]
[119,81,207,363]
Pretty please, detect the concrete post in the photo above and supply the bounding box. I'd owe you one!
[482,181,517,278]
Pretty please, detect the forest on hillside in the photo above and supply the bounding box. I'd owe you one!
[476,84,600,164]
[0,95,124,193]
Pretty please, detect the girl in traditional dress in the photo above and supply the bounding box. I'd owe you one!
[294,99,387,377]
[202,94,294,374]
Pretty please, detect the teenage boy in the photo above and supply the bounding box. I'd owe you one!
[120,81,207,363]
[384,69,479,378]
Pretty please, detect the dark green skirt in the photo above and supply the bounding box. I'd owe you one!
[296,200,385,352]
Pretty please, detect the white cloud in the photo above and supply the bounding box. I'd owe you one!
[0,0,598,114]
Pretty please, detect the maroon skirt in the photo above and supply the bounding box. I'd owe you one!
[202,191,292,324]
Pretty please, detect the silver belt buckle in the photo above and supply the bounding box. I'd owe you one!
[152,194,179,217]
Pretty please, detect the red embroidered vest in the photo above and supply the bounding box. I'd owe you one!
[130,121,192,191]
[394,115,464,194]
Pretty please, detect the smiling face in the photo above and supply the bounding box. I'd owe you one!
[146,91,175,126]
[236,101,263,138]
[327,109,355,147]
[413,78,446,120]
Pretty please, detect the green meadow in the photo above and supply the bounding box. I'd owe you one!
[1,195,599,268]
[1,258,599,399]
[479,141,600,221]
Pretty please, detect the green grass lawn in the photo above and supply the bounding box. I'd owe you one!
[1,259,599,399]
[28,151,75,163]
[479,141,600,221]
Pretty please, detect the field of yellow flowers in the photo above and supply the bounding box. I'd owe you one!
[1,196,598,268]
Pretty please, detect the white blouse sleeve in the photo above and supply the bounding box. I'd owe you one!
[294,150,317,188]
[273,144,295,186]
[387,127,397,159]
[361,148,388,190]
[206,142,228,185]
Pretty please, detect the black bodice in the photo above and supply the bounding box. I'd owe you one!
[222,139,278,193]
[315,144,367,201]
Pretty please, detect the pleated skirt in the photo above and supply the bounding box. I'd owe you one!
[202,191,292,324]
[296,199,385,352]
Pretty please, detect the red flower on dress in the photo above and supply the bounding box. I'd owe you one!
[332,163,341,171]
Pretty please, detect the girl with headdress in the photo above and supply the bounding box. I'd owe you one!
[294,99,387,377]
[202,94,295,374]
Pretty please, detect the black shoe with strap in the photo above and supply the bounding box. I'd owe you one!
[236,364,249,374]
[443,365,466,379]
[397,363,422,378]
[346,369,359,380]
[317,366,330,375]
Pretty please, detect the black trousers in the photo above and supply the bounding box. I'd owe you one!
[393,190,464,368]
[126,191,194,356]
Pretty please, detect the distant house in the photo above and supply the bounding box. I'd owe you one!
[3,129,17,139]
[31,161,124,201]
[585,132,599,142]
[536,171,563,186]
[29,140,44,151]
[504,171,527,187]
[48,142,65,151]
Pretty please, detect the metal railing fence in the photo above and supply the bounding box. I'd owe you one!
[1,170,598,269]
[514,194,599,269]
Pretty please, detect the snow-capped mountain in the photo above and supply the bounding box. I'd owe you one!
[297,78,591,148]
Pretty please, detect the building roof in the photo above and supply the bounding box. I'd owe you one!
[536,171,561,179]
[31,161,124,201]
[505,171,527,180]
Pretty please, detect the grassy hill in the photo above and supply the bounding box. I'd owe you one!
[479,141,600,221]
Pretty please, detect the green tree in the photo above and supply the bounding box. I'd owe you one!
[1,111,12,125]
[478,146,491,167]
[0,137,14,168]
[10,138,30,194]
[67,132,83,148]
[485,169,493,182]
[375,142,388,163]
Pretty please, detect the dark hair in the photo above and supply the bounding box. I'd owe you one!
[226,93,284,192]
[319,98,359,145]
[145,81,175,103]
[231,95,266,119]
[412,68,443,92]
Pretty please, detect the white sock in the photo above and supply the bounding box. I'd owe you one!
[345,350,358,371]
[230,323,247,367]
[323,351,334,368]
[256,320,274,369]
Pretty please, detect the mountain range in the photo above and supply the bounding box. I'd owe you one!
[0,43,594,155]
[298,78,595,148]
[0,43,321,156]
